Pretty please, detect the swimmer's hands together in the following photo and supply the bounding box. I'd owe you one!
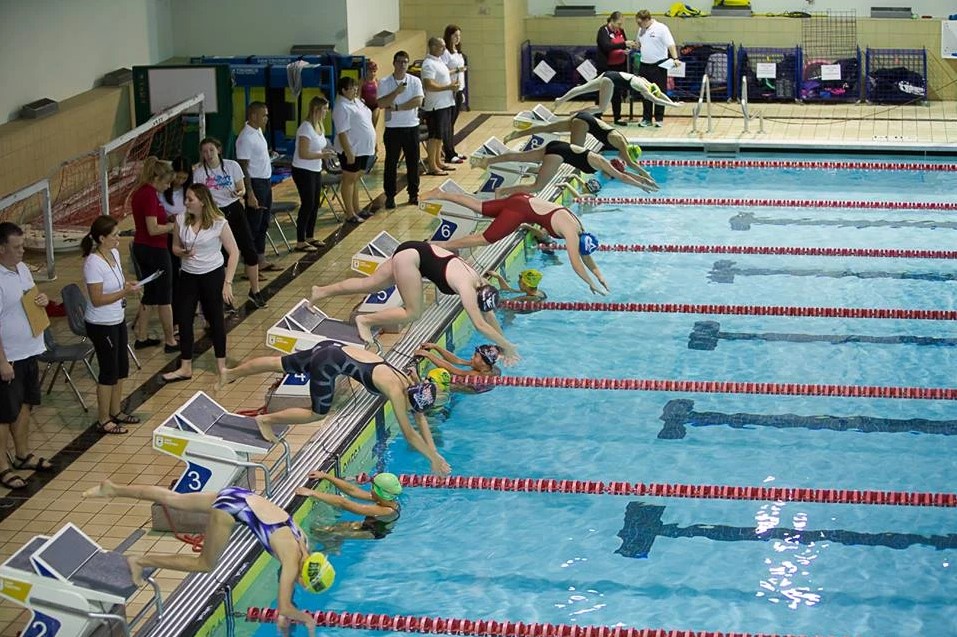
[307,469,331,482]
[500,347,521,366]
[431,454,452,476]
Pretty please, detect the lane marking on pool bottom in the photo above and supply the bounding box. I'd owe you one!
[499,300,957,321]
[544,243,957,259]
[351,473,957,508]
[575,196,957,210]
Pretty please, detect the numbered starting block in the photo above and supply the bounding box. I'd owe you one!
[512,103,558,129]
[0,523,162,637]
[418,179,484,244]
[266,299,364,354]
[153,391,291,497]
[517,131,558,152]
[351,230,400,276]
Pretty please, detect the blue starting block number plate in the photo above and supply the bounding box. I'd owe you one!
[281,372,310,386]
[173,462,213,493]
[23,612,61,637]
[364,285,398,305]
[431,220,458,241]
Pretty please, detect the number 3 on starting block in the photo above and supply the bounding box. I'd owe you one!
[173,462,213,493]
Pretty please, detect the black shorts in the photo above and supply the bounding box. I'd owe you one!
[424,106,453,140]
[0,356,41,424]
[85,321,130,385]
[337,154,372,173]
[132,243,172,305]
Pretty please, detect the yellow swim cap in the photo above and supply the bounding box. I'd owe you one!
[627,145,642,162]
[520,269,543,289]
[427,367,452,390]
[301,552,336,593]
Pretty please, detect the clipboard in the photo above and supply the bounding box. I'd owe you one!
[21,286,50,337]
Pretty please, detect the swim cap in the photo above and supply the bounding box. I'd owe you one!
[579,232,600,256]
[371,472,403,501]
[627,144,642,162]
[427,367,452,390]
[610,158,626,173]
[519,269,543,288]
[301,552,336,593]
[407,380,437,412]
[584,178,602,194]
[476,284,500,312]
[649,83,663,96]
[475,344,500,367]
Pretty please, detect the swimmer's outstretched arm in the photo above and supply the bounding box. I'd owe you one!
[460,293,520,365]
[420,341,469,365]
[561,231,608,295]
[631,76,683,107]
[583,254,610,292]
[384,387,451,475]
[295,487,388,517]
[485,271,520,293]
[275,545,318,637]
[306,470,372,500]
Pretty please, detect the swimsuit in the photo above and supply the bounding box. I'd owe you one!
[211,486,304,556]
[395,241,459,295]
[360,504,401,539]
[282,340,395,414]
[573,112,615,151]
[543,140,596,174]
[602,71,634,92]
[481,194,573,243]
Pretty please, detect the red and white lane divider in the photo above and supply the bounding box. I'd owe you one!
[642,158,957,172]
[243,608,852,637]
[351,473,957,508]
[448,374,957,401]
[542,243,957,260]
[573,196,957,210]
[498,300,957,321]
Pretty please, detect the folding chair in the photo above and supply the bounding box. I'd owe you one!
[268,202,296,252]
[62,282,140,372]
[37,329,95,411]
[359,154,379,200]
[320,157,346,221]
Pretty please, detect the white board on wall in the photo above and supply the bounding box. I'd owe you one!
[146,67,218,114]
[942,21,957,58]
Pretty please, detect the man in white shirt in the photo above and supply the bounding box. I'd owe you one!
[420,37,460,175]
[634,9,680,127]
[0,223,51,490]
[377,50,425,209]
[235,102,280,272]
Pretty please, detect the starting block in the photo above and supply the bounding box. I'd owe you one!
[153,391,291,497]
[517,131,558,152]
[513,104,558,129]
[266,299,364,354]
[351,230,400,276]
[0,523,162,637]
[419,179,484,243]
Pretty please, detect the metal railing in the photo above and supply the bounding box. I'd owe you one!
[740,76,765,134]
[691,75,713,134]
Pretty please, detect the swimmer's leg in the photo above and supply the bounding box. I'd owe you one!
[129,509,236,585]
[554,77,603,106]
[218,355,284,390]
[311,259,398,305]
[83,480,217,511]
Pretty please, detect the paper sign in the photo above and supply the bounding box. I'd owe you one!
[533,60,556,83]
[820,64,841,81]
[756,62,777,79]
[576,59,598,81]
[666,63,686,78]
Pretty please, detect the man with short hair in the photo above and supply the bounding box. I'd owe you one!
[235,101,280,278]
[0,222,51,490]
[634,9,680,127]
[377,50,425,209]
[420,37,459,176]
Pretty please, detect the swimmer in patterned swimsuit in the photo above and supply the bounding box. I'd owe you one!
[297,470,402,548]
[424,189,609,295]
[219,340,451,473]
[83,481,330,635]
[554,70,682,116]
[472,139,656,197]
[309,241,519,364]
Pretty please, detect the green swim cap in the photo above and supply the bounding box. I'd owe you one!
[627,144,642,162]
[371,472,403,501]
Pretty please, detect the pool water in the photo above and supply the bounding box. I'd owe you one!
[240,157,957,637]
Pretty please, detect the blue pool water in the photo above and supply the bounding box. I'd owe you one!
[243,158,957,637]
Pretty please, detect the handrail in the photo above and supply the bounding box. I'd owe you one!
[740,76,765,134]
[691,75,712,133]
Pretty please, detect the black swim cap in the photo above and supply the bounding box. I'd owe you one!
[477,284,499,312]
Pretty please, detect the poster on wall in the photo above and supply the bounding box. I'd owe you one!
[942,20,957,58]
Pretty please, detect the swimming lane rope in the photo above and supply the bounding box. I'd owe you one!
[448,374,957,400]
[240,607,873,637]
[642,158,957,172]
[498,300,957,321]
[542,243,957,259]
[349,473,957,508]
[573,196,957,210]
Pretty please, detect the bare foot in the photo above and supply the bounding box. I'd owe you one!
[469,156,490,169]
[421,188,443,201]
[83,479,118,498]
[255,415,280,444]
[354,315,374,345]
[127,555,146,587]
[503,130,519,143]
[215,369,231,391]
[310,285,328,305]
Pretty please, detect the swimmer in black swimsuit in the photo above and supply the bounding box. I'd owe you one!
[415,341,502,380]
[310,241,519,364]
[472,140,656,197]
[218,341,451,473]
[554,70,682,116]
[296,470,402,548]
[83,480,329,635]
[503,110,655,182]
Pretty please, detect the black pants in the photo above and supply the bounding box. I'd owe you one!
[442,91,465,161]
[638,61,668,123]
[383,126,420,199]
[291,167,322,243]
[248,177,273,255]
[177,267,226,360]
[603,62,628,121]
[222,200,259,266]
[85,321,129,385]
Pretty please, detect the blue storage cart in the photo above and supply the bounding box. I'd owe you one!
[801,48,861,102]
[674,43,734,101]
[737,47,802,101]
[865,48,927,104]
[520,41,601,100]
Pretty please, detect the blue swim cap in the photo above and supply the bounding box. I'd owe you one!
[584,178,602,194]
[477,284,500,312]
[579,232,600,256]
[407,380,437,412]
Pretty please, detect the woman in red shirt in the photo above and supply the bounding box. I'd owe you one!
[595,11,634,125]
[130,157,178,352]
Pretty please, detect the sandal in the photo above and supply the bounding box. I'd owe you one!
[306,239,326,248]
[10,453,54,472]
[161,372,193,384]
[95,420,129,435]
[111,412,141,425]
[0,468,28,490]
[346,216,365,224]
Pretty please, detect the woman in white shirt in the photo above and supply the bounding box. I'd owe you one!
[440,24,468,164]
[193,137,264,308]
[162,184,240,383]
[333,77,377,224]
[292,96,337,251]
[81,216,137,435]
[161,156,191,330]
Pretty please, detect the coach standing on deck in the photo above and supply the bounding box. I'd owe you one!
[595,11,633,125]
[420,37,459,176]
[235,102,280,274]
[633,9,680,128]
[378,51,424,209]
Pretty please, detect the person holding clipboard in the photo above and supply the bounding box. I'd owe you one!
[82,216,139,435]
[0,222,52,489]
[632,9,681,127]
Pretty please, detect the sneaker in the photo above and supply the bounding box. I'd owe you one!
[133,338,161,350]
[408,196,419,206]
[248,291,268,308]
[653,121,663,128]
[164,343,180,354]
[614,119,629,126]
[385,197,396,209]
[225,303,237,316]
[638,120,653,128]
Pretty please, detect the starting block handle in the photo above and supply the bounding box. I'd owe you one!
[186,450,277,497]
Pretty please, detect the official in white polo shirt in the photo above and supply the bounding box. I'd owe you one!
[420,36,459,176]
[377,50,425,209]
[235,101,279,272]
[634,9,680,127]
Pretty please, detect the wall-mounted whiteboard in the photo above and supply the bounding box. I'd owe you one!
[147,67,218,114]
[943,21,957,58]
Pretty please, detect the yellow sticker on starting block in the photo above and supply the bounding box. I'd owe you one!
[420,202,442,216]
[0,577,32,604]
[267,334,297,353]
[513,120,532,130]
[153,434,188,457]
[352,258,380,276]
